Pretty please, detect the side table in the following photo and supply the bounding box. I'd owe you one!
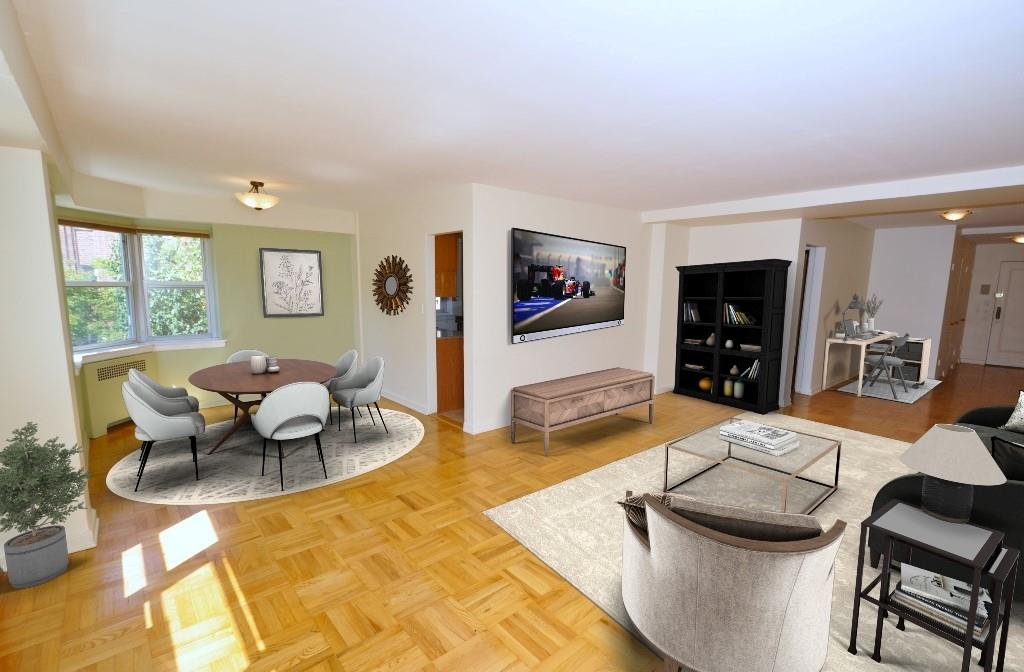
[848,500,1019,672]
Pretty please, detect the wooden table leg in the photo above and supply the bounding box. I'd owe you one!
[856,343,866,397]
[208,393,259,454]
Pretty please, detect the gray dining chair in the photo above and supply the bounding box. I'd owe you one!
[122,381,205,491]
[128,369,199,413]
[251,382,329,491]
[865,333,910,398]
[327,349,359,424]
[332,356,386,442]
[226,349,268,419]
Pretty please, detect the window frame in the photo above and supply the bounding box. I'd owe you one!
[60,223,219,352]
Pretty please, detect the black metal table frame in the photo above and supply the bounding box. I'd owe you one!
[848,499,1019,672]
[663,420,841,514]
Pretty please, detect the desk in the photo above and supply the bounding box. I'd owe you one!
[822,333,932,396]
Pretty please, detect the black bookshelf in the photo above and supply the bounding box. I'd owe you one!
[674,259,790,414]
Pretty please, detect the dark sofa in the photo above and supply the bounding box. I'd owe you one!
[869,405,1024,600]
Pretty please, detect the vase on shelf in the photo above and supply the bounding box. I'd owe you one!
[723,379,734,397]
[866,317,876,331]
[705,333,716,347]
[733,380,745,399]
[729,365,740,376]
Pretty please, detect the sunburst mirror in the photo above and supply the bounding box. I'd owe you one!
[372,255,413,315]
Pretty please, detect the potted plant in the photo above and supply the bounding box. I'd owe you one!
[0,422,88,588]
[864,294,884,331]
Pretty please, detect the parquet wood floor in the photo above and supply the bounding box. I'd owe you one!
[0,363,1020,671]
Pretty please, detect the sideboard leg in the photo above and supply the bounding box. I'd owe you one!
[648,402,654,424]
[544,431,550,456]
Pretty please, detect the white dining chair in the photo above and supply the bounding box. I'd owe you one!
[327,350,359,424]
[251,382,329,491]
[331,357,386,442]
[122,381,205,491]
[128,369,199,413]
[226,349,268,419]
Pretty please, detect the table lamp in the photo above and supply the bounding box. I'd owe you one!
[842,294,864,341]
[900,424,1006,522]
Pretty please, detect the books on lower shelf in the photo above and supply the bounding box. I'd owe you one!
[719,421,798,455]
[682,302,703,323]
[724,303,757,325]
[892,563,993,639]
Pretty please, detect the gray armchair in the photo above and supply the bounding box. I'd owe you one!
[128,369,199,414]
[252,382,329,491]
[327,349,358,424]
[122,381,205,491]
[331,356,386,442]
[226,349,268,419]
[622,494,845,672]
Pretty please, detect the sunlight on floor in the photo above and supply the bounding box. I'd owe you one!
[160,563,250,671]
[222,557,266,652]
[121,542,147,597]
[158,510,219,571]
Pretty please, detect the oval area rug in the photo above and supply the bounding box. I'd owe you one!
[106,408,424,505]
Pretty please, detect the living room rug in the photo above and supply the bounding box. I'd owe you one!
[836,378,941,404]
[485,412,1024,671]
[106,409,423,505]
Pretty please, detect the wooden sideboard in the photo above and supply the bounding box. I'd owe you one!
[511,368,654,455]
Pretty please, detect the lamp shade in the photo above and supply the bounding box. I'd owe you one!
[900,424,1006,486]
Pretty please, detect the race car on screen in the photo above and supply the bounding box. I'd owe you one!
[516,264,592,300]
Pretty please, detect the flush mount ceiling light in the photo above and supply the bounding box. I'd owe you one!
[1013,235,1024,244]
[940,209,971,222]
[234,181,280,210]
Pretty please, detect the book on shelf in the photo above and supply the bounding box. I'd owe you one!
[682,302,702,323]
[683,338,704,345]
[723,303,757,326]
[891,587,990,639]
[683,363,705,370]
[900,563,992,616]
[739,360,760,380]
[739,343,762,352]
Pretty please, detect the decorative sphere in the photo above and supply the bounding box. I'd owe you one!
[698,377,713,392]
[724,339,735,349]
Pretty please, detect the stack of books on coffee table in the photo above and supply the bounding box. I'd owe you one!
[891,563,992,639]
[719,421,799,455]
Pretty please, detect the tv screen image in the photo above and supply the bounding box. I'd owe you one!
[511,228,626,343]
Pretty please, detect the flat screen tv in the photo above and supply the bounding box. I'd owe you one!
[511,228,626,343]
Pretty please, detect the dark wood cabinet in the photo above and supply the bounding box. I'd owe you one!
[674,259,790,414]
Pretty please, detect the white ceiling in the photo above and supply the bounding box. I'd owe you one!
[11,1,1024,211]
[845,203,1024,229]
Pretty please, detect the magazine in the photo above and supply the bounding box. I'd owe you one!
[723,437,799,456]
[900,563,992,614]
[891,588,989,639]
[720,421,795,447]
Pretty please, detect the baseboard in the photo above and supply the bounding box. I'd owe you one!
[380,389,431,416]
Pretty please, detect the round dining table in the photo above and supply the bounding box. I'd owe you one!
[189,358,337,454]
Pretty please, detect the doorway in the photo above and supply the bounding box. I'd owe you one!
[793,246,826,395]
[985,261,1024,368]
[435,232,464,426]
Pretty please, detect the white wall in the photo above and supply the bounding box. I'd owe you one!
[961,242,1024,363]
[685,219,804,406]
[356,184,474,415]
[0,146,97,569]
[649,223,690,393]
[468,184,648,433]
[867,225,956,375]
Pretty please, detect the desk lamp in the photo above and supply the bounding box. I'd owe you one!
[900,424,1006,522]
[842,294,864,341]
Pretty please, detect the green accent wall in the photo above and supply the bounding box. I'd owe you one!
[72,215,358,437]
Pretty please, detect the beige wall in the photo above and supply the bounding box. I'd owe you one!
[0,147,96,569]
[796,219,875,392]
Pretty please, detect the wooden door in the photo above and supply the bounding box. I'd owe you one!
[985,261,1024,367]
[436,337,464,413]
[936,233,975,378]
[435,233,459,298]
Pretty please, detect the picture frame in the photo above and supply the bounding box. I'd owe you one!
[259,248,324,317]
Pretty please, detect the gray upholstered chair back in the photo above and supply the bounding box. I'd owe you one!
[121,381,205,442]
[252,382,329,439]
[329,350,359,391]
[622,495,845,672]
[226,349,267,364]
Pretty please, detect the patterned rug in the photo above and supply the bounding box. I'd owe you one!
[106,409,423,505]
[485,412,1024,671]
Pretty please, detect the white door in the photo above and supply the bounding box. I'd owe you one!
[986,261,1024,367]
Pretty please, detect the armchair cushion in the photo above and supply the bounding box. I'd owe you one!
[664,493,823,542]
[991,436,1024,481]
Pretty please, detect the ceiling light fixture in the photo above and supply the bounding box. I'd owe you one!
[941,209,971,222]
[234,181,280,210]
[1013,235,1024,244]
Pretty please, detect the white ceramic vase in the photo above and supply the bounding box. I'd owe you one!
[250,355,268,374]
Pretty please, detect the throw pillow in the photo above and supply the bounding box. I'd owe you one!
[617,491,670,533]
[991,435,1024,481]
[1001,390,1024,433]
[664,493,822,542]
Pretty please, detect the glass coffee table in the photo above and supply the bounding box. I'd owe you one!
[664,418,841,514]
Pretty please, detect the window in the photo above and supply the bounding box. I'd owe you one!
[59,223,217,350]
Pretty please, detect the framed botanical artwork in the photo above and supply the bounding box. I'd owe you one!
[259,248,324,317]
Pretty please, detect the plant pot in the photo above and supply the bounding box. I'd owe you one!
[4,526,68,588]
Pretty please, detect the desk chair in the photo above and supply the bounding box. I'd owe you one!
[864,334,910,399]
